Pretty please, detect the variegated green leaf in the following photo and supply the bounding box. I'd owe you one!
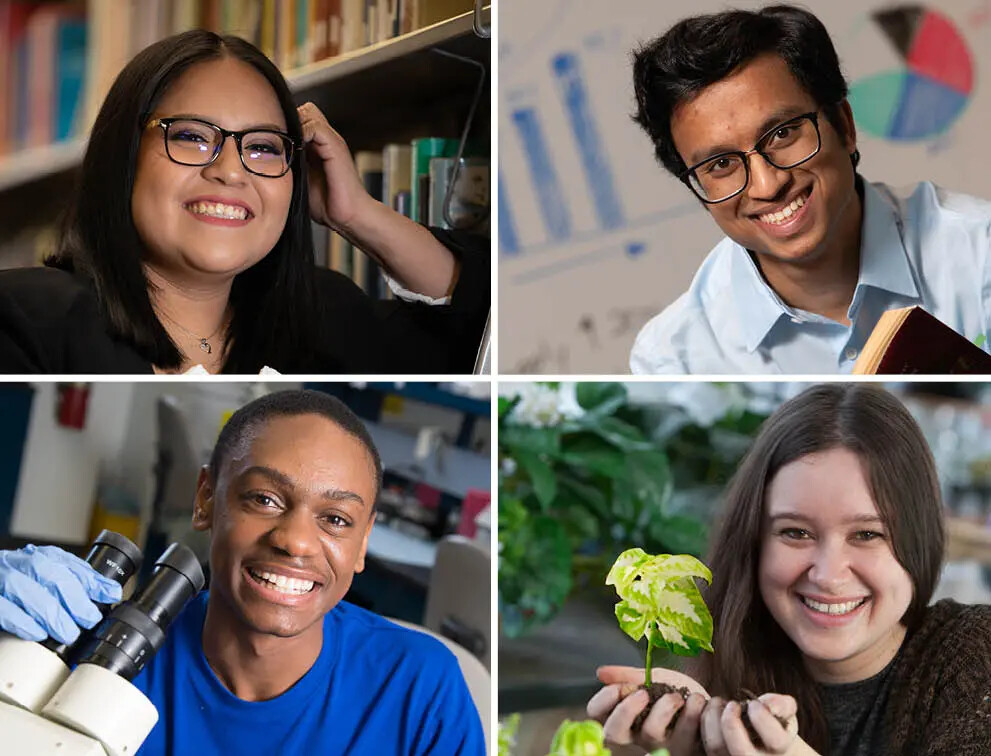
[615,600,648,641]
[607,550,715,657]
[547,719,611,756]
[637,554,712,588]
[605,547,649,590]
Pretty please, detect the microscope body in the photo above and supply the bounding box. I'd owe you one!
[0,532,204,756]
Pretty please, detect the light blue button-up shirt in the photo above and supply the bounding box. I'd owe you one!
[630,179,991,374]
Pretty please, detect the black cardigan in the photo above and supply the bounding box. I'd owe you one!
[0,229,489,374]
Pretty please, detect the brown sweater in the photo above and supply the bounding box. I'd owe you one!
[883,599,991,755]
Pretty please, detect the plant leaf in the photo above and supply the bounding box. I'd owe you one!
[615,599,649,642]
[515,449,557,509]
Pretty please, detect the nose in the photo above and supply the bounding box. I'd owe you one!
[807,539,852,592]
[201,134,247,185]
[268,507,321,558]
[745,150,791,201]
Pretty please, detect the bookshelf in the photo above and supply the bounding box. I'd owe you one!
[0,8,489,192]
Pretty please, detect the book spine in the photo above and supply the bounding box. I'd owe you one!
[55,17,87,142]
[410,137,457,224]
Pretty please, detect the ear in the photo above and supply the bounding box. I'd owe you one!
[836,99,858,156]
[191,466,215,532]
[352,512,375,574]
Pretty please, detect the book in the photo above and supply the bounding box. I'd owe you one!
[381,142,411,217]
[354,150,384,296]
[410,136,457,224]
[852,306,991,374]
[411,0,473,29]
[428,155,489,233]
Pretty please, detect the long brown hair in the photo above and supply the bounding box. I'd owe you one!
[689,384,945,751]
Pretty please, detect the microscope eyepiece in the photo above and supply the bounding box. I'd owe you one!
[41,530,143,660]
[71,543,205,680]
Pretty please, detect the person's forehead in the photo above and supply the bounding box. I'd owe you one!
[153,56,287,132]
[766,449,880,520]
[671,53,815,161]
[226,414,376,485]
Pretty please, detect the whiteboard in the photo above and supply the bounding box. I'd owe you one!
[498,0,991,373]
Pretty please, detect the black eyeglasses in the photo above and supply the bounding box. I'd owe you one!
[146,117,299,178]
[679,111,822,204]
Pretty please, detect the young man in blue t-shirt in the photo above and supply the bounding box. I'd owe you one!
[0,390,485,755]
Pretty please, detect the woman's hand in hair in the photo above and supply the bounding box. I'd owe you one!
[297,102,458,297]
[298,102,368,231]
[587,666,709,755]
[699,694,817,756]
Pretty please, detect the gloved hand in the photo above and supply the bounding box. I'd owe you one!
[0,544,123,645]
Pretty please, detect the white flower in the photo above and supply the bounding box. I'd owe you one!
[503,383,586,427]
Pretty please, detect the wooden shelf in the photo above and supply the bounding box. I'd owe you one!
[0,7,490,193]
[0,138,88,193]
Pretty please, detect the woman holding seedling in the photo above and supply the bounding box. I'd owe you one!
[588,384,991,756]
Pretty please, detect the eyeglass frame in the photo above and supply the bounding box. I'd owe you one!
[678,111,822,204]
[144,116,300,178]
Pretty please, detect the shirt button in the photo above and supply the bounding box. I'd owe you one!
[845,348,859,361]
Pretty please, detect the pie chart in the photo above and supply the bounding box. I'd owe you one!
[848,6,973,141]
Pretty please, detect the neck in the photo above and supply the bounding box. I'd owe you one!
[145,264,232,370]
[805,622,907,685]
[754,183,863,325]
[201,593,323,702]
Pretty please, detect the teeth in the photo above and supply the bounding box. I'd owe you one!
[248,568,315,595]
[802,597,866,615]
[759,191,807,225]
[185,201,249,220]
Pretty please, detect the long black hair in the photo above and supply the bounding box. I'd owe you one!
[48,30,320,372]
[632,4,861,180]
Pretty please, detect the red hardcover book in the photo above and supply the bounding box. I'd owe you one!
[852,306,991,374]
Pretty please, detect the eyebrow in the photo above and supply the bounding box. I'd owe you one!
[767,512,884,526]
[688,106,810,165]
[239,465,366,507]
[167,113,286,131]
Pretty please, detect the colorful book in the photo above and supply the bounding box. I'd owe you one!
[852,306,991,374]
[410,137,457,224]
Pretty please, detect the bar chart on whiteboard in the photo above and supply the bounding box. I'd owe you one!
[498,0,991,374]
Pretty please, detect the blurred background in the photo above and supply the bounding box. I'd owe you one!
[497,381,991,754]
[0,380,491,666]
[498,0,991,372]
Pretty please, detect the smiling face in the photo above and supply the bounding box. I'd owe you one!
[193,413,376,638]
[670,53,860,267]
[132,56,293,281]
[758,446,914,683]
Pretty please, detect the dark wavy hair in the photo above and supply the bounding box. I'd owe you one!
[48,30,320,372]
[688,384,945,752]
[209,389,383,503]
[632,4,861,180]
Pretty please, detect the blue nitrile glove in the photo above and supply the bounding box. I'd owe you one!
[0,544,123,645]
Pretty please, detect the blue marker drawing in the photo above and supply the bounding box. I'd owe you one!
[499,175,520,255]
[511,107,573,241]
[552,52,624,231]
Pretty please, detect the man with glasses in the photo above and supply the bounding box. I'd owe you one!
[629,4,991,374]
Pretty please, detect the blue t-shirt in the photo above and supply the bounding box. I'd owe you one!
[130,591,484,755]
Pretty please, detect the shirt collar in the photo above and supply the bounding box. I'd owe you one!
[733,176,919,353]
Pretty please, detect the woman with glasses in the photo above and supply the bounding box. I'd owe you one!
[586,384,991,756]
[0,30,487,373]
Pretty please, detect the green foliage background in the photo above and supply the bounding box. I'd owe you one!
[498,383,769,637]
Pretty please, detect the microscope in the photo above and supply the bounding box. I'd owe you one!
[0,530,205,755]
